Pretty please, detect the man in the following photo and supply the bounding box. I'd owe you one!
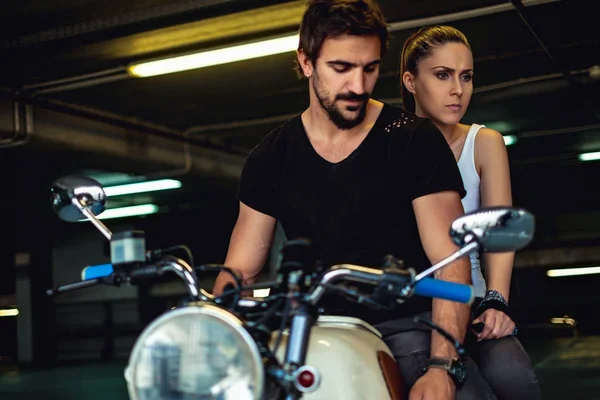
[213,1,495,399]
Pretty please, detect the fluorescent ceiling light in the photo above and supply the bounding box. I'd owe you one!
[104,179,182,197]
[0,308,19,317]
[486,121,512,133]
[578,151,600,162]
[503,135,517,146]
[547,266,600,277]
[550,316,576,325]
[78,204,159,221]
[128,34,299,78]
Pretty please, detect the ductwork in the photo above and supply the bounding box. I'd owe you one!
[0,98,245,184]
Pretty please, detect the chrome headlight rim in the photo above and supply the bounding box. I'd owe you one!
[125,302,264,400]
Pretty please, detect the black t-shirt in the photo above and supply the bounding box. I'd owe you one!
[237,103,466,325]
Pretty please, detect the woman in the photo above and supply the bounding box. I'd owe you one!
[399,25,541,399]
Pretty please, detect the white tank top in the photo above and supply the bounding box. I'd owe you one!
[457,124,487,298]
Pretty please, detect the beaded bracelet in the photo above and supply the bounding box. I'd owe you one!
[484,290,508,306]
[475,290,519,336]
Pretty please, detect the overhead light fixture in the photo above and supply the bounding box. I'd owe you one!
[78,204,160,221]
[550,316,576,326]
[128,34,299,78]
[486,121,512,133]
[547,266,600,277]
[103,179,182,197]
[578,151,600,162]
[0,308,19,317]
[503,135,517,146]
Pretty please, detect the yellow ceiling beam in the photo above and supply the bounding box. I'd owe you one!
[109,1,305,60]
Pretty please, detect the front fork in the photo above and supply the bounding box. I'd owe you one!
[277,302,320,400]
[285,304,314,367]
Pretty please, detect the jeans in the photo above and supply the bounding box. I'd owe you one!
[466,327,541,400]
[467,296,541,400]
[374,312,541,400]
[375,314,497,400]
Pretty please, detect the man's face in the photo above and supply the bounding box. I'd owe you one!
[309,34,381,130]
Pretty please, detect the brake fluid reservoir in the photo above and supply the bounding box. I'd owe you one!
[111,230,146,265]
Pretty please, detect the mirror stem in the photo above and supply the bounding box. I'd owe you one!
[414,236,479,282]
[72,197,113,240]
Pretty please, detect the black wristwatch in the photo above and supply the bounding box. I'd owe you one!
[426,357,467,388]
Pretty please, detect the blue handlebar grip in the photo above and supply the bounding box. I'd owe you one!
[414,277,474,304]
[81,264,114,281]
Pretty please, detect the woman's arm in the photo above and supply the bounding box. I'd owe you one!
[475,127,514,300]
[472,128,518,339]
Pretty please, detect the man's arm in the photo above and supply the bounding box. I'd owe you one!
[412,190,471,359]
[212,202,277,296]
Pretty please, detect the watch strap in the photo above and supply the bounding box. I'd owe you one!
[427,357,454,370]
[425,357,465,388]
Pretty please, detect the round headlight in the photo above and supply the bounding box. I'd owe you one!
[125,303,264,399]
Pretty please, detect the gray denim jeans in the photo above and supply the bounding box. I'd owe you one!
[374,312,541,400]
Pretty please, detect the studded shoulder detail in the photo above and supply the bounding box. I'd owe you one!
[384,112,416,132]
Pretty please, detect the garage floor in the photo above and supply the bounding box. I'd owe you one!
[1,335,599,400]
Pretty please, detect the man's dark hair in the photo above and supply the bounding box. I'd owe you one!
[294,0,389,78]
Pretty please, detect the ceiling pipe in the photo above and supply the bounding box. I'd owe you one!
[0,102,33,149]
[0,89,246,182]
[27,104,246,182]
[387,0,559,32]
[3,88,242,153]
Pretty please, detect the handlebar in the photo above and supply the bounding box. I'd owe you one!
[413,277,473,304]
[80,263,161,282]
[49,257,202,301]
[155,257,201,300]
[305,264,473,306]
[75,260,473,308]
[81,263,113,280]
[232,264,473,311]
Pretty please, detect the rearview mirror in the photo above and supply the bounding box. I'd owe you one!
[450,207,535,252]
[51,175,106,222]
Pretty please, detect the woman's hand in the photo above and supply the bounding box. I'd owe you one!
[472,308,515,340]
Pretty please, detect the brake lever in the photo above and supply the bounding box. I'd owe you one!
[46,276,115,297]
[46,265,154,298]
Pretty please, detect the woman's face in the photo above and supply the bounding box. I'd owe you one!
[406,42,474,127]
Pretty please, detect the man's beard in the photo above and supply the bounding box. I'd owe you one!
[313,71,369,130]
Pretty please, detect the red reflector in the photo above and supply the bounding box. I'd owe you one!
[298,370,315,388]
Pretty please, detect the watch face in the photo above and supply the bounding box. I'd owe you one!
[452,359,467,384]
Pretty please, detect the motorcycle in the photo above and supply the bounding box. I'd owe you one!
[47,175,535,400]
